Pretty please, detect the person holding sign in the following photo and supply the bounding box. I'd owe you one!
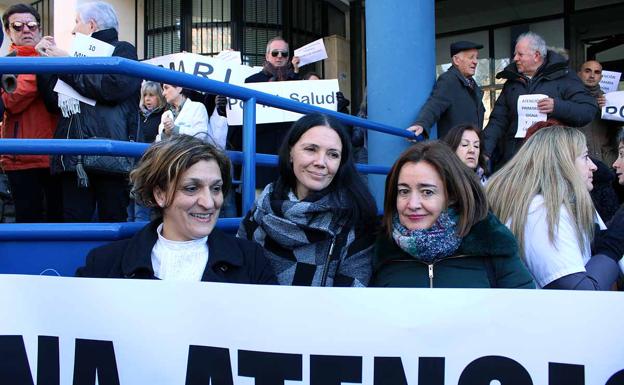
[156,83,228,148]
[0,4,62,223]
[77,135,276,283]
[35,1,142,223]
[483,32,598,170]
[237,113,378,286]
[236,36,302,188]
[371,141,534,288]
[487,126,624,290]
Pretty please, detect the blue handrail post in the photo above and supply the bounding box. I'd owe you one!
[242,97,257,214]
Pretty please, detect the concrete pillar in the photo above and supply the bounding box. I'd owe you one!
[365,1,436,208]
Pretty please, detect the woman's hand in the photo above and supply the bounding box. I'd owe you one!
[162,115,175,135]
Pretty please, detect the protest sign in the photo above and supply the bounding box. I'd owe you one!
[53,33,115,106]
[294,38,328,67]
[600,70,622,94]
[601,91,624,122]
[226,79,339,125]
[516,94,547,138]
[143,52,260,85]
[215,50,242,64]
[0,274,622,385]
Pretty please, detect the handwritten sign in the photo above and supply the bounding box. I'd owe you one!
[599,70,622,94]
[214,50,242,64]
[516,94,547,138]
[294,38,328,67]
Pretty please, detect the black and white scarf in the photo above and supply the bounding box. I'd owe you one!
[237,183,373,287]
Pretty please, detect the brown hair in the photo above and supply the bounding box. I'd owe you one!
[130,135,231,216]
[382,141,488,237]
[442,124,489,176]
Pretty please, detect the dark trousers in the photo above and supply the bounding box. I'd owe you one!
[6,168,63,223]
[61,172,129,222]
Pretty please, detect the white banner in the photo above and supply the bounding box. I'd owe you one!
[600,70,622,94]
[226,79,339,125]
[601,91,624,122]
[143,52,260,85]
[0,274,623,384]
[516,94,547,138]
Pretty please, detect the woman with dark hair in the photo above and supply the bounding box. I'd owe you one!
[237,113,378,286]
[442,124,489,184]
[371,141,534,288]
[157,84,228,148]
[77,135,276,284]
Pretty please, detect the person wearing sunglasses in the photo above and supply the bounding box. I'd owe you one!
[231,37,303,192]
[0,4,62,223]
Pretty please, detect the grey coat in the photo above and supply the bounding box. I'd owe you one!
[413,65,485,139]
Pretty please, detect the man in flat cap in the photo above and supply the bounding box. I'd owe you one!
[406,40,485,139]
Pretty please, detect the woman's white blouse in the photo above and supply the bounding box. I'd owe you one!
[517,195,606,288]
[151,223,209,281]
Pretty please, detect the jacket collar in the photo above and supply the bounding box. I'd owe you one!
[91,28,118,44]
[120,219,245,279]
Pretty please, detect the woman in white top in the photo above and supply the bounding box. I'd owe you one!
[77,135,275,284]
[157,84,228,148]
[487,126,624,290]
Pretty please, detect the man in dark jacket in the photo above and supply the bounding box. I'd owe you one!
[36,1,141,222]
[483,32,598,169]
[407,41,485,139]
[230,36,302,188]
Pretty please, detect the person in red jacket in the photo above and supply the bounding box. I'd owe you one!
[1,4,60,222]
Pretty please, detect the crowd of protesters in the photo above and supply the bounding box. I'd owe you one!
[0,1,623,290]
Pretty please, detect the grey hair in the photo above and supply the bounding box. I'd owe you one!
[139,81,166,110]
[517,31,547,58]
[265,36,288,54]
[77,1,119,32]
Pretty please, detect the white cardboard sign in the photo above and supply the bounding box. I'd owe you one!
[294,38,328,67]
[516,94,547,138]
[226,79,339,125]
[0,274,622,384]
[53,33,115,106]
[601,91,624,122]
[599,70,622,94]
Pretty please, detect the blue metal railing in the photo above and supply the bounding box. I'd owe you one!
[0,56,408,213]
[0,57,411,274]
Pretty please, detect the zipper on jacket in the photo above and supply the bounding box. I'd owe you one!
[320,237,336,287]
[390,254,469,288]
[61,115,74,171]
[428,264,434,288]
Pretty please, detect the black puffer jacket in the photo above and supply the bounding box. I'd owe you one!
[38,28,141,173]
[483,51,598,167]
